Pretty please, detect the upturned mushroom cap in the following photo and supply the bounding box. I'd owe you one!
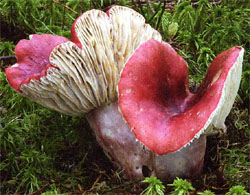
[118,39,244,155]
[5,6,161,116]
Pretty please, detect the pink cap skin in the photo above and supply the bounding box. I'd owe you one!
[5,34,68,92]
[118,39,242,155]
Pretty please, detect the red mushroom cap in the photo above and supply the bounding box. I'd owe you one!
[5,34,68,92]
[118,39,243,155]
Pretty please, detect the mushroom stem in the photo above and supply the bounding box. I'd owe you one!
[86,101,206,180]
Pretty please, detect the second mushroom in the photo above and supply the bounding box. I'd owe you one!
[5,6,244,180]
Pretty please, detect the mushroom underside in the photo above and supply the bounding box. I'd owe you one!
[5,6,161,116]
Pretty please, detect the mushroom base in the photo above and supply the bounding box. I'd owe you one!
[86,102,206,181]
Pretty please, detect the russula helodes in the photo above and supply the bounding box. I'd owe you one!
[5,6,244,180]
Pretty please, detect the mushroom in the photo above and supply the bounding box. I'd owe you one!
[5,6,244,181]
